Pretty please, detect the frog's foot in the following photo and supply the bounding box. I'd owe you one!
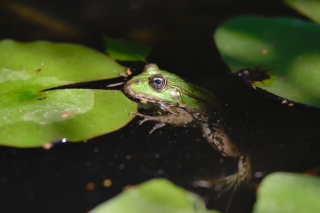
[130,112,154,125]
[131,112,167,134]
[218,155,252,193]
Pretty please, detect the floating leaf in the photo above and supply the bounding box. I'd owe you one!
[0,40,137,147]
[104,36,151,62]
[284,0,320,23]
[214,16,320,108]
[253,172,320,213]
[90,179,219,213]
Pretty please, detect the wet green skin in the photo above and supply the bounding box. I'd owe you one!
[125,64,217,111]
[124,64,251,190]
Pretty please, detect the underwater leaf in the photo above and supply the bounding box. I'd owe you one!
[104,36,151,62]
[0,40,137,147]
[253,172,320,213]
[284,0,320,23]
[214,16,320,108]
[90,179,219,213]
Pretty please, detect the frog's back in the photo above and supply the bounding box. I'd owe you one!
[163,71,222,112]
[180,81,222,111]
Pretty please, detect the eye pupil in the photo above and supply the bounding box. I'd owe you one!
[149,74,167,91]
[155,79,162,84]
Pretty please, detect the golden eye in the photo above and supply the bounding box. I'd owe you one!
[149,74,167,91]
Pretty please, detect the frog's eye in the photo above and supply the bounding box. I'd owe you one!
[149,74,167,91]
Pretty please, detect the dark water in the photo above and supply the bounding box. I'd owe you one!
[0,1,319,213]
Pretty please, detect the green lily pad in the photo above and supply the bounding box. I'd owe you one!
[253,172,320,213]
[0,40,137,148]
[284,0,320,23]
[104,36,151,62]
[90,179,219,213]
[214,16,320,108]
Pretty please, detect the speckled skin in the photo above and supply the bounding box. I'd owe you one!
[124,64,251,190]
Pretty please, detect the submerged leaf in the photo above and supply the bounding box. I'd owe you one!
[284,0,320,23]
[253,172,320,213]
[214,16,320,108]
[0,40,137,147]
[90,179,219,213]
[104,36,151,62]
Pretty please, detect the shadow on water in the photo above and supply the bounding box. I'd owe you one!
[0,1,320,213]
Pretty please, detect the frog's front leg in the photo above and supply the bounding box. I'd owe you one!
[132,107,194,133]
[201,122,251,189]
[131,112,167,133]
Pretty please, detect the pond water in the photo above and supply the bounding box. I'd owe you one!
[1,1,320,213]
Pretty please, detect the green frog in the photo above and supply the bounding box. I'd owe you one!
[124,63,251,190]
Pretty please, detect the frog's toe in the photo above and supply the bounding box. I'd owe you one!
[137,115,158,125]
[238,155,252,184]
[133,112,145,117]
[138,118,150,125]
[217,155,252,193]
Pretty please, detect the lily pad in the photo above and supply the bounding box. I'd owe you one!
[0,40,137,147]
[284,0,320,23]
[104,36,151,62]
[214,16,320,108]
[253,172,320,213]
[90,179,219,213]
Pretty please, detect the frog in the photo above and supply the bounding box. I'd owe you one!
[124,63,251,191]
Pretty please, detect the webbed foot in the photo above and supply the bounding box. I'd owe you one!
[216,155,251,212]
[218,155,251,193]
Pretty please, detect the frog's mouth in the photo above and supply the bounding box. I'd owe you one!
[124,82,179,107]
[123,82,157,103]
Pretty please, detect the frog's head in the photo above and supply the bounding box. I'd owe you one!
[124,64,185,104]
